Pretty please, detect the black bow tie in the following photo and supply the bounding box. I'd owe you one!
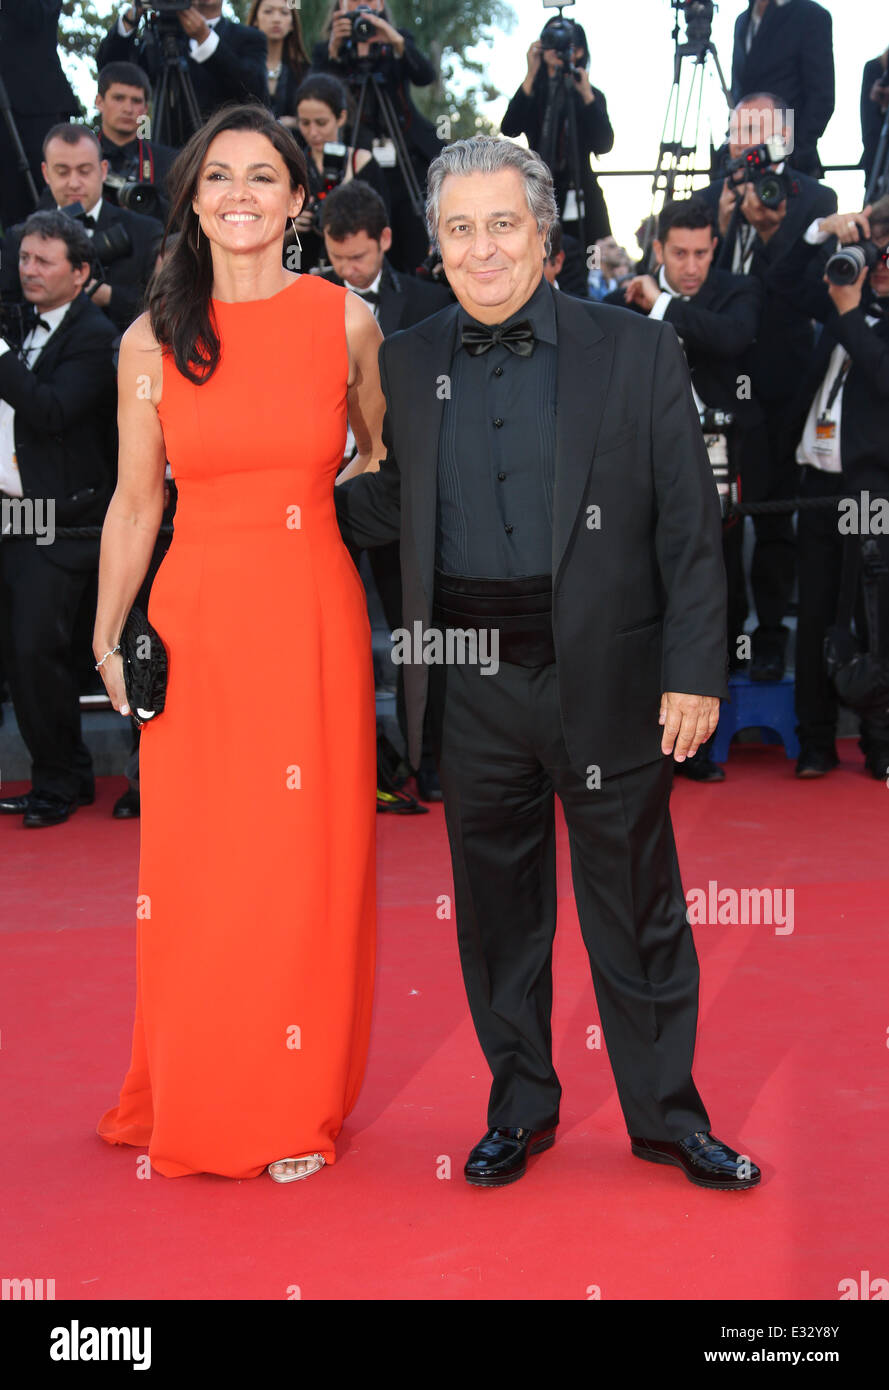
[34,318,51,332]
[76,213,97,229]
[353,289,379,305]
[461,319,536,357]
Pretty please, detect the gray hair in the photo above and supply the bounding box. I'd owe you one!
[425,136,559,255]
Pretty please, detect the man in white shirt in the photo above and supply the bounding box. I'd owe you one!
[787,197,889,779]
[0,211,118,828]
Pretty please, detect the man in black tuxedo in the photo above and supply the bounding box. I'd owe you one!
[605,197,763,780]
[336,136,761,1192]
[0,1,78,230]
[97,1,267,146]
[321,179,451,800]
[0,125,163,336]
[0,212,118,828]
[775,198,889,779]
[730,0,834,177]
[701,94,837,680]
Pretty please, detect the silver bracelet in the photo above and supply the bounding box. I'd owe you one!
[95,644,121,670]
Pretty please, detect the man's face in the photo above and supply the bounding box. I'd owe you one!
[42,137,107,210]
[436,167,547,324]
[655,225,716,297]
[96,83,147,139]
[728,102,787,162]
[323,226,390,287]
[870,231,889,297]
[18,234,89,311]
[193,1,223,17]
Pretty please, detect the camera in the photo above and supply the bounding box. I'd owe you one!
[141,1,191,12]
[541,17,577,60]
[60,202,134,276]
[347,5,378,45]
[307,144,348,233]
[674,1,715,47]
[104,169,162,221]
[825,238,889,286]
[699,406,737,519]
[725,142,796,210]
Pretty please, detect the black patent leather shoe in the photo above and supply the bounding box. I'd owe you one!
[675,752,726,782]
[23,794,76,828]
[113,787,140,819]
[464,1125,556,1187]
[630,1130,761,1190]
[1,785,93,814]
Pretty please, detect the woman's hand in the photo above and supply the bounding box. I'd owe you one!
[328,13,352,59]
[523,40,543,93]
[366,13,404,53]
[94,649,131,717]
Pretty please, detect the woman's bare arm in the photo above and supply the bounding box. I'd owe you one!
[92,312,167,714]
[337,290,385,484]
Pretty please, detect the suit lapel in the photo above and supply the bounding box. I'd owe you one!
[378,264,404,337]
[552,291,613,584]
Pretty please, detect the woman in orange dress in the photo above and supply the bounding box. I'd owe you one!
[93,104,383,1183]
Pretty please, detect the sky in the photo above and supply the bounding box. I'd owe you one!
[71,0,884,249]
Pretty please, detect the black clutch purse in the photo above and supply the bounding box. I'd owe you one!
[121,606,168,728]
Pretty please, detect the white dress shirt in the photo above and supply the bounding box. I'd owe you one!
[0,300,74,498]
[118,8,220,62]
[796,315,880,473]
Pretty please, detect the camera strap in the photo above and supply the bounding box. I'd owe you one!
[137,139,154,184]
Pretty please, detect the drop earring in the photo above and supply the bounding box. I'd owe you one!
[290,218,302,253]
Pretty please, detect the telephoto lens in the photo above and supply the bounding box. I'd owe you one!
[825,240,882,286]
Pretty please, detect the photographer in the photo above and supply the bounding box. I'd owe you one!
[781,199,889,780]
[605,197,763,779]
[861,48,889,192]
[97,2,268,143]
[0,212,118,828]
[700,92,837,681]
[502,15,613,298]
[312,1,442,273]
[95,62,178,222]
[246,0,311,128]
[293,75,389,273]
[730,0,834,178]
[0,1,78,229]
[0,125,162,335]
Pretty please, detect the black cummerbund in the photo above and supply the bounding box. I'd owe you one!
[432,570,555,668]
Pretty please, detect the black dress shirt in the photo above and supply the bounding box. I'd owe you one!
[436,275,558,578]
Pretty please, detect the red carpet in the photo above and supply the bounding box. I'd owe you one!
[2,742,887,1300]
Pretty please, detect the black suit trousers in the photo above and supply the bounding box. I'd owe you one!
[431,656,711,1139]
[0,537,98,799]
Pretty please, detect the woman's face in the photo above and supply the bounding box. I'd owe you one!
[255,1,293,40]
[192,128,304,254]
[297,99,343,152]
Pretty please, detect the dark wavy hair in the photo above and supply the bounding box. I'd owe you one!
[148,103,309,384]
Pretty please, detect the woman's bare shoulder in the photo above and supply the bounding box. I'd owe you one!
[121,310,162,359]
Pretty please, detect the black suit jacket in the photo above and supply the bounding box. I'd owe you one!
[700,168,836,402]
[730,0,834,175]
[0,1,77,117]
[2,200,163,334]
[335,285,728,779]
[320,259,452,336]
[97,15,268,128]
[0,292,118,568]
[861,56,888,177]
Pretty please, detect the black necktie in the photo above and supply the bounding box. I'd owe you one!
[461,319,536,358]
[77,213,97,229]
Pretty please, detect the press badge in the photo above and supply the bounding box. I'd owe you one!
[814,414,837,449]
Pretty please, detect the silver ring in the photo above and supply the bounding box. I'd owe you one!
[847,220,857,230]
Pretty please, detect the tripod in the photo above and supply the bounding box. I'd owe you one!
[144,17,203,150]
[0,72,39,222]
[347,60,425,222]
[646,0,731,264]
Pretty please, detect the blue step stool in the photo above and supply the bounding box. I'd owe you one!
[712,673,800,763]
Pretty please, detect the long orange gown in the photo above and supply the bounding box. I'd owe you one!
[97,275,377,1178]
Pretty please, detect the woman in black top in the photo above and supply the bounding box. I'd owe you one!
[291,74,390,273]
[311,0,442,272]
[247,0,311,129]
[502,17,614,295]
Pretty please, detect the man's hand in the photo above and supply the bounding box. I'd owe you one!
[718,178,740,236]
[328,13,351,59]
[818,206,872,246]
[659,692,720,761]
[365,13,404,54]
[523,40,543,94]
[178,7,211,43]
[86,279,112,308]
[826,263,868,316]
[623,274,661,312]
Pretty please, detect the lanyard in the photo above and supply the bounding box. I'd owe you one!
[824,355,851,415]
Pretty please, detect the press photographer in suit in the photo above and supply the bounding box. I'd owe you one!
[775,198,889,780]
[0,125,163,336]
[95,62,178,222]
[0,212,118,829]
[0,1,78,229]
[730,0,834,177]
[97,1,268,143]
[605,197,763,780]
[701,93,837,681]
[336,136,760,1193]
